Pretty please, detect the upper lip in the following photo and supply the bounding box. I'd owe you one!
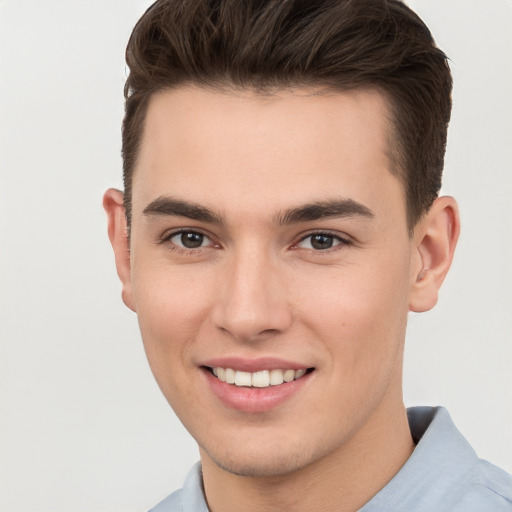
[200,357,311,373]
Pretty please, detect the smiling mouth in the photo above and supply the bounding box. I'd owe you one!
[208,367,313,388]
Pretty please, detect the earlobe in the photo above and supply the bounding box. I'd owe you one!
[103,188,136,312]
[409,196,460,313]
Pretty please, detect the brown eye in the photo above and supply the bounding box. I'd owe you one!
[170,231,208,249]
[310,234,334,250]
[297,233,346,251]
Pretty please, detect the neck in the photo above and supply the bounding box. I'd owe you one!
[200,397,415,512]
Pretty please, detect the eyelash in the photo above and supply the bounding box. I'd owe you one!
[294,231,352,252]
[159,229,351,254]
[159,229,216,253]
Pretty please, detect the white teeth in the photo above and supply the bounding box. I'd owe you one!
[212,367,308,387]
[294,368,306,379]
[252,370,270,388]
[269,369,284,385]
[235,371,252,386]
[225,368,236,384]
[283,369,295,382]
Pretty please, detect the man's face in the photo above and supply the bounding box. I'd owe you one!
[124,87,419,477]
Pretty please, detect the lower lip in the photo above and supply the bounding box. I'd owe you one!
[203,369,312,413]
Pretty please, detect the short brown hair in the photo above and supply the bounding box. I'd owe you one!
[122,0,452,230]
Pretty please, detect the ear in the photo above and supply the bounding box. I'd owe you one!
[409,196,460,313]
[103,188,136,312]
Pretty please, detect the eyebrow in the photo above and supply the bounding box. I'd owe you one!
[142,196,374,225]
[143,196,225,224]
[274,198,374,225]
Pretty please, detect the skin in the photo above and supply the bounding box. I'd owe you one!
[104,86,459,511]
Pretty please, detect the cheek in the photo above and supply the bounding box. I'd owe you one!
[296,256,411,371]
[133,261,214,329]
[131,264,215,386]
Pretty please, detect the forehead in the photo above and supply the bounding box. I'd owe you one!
[132,86,405,222]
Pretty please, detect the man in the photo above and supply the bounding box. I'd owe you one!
[103,0,512,510]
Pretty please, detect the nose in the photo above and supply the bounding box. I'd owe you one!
[211,247,293,342]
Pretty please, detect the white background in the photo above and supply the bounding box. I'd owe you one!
[0,1,511,511]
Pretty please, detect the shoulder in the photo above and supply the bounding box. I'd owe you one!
[417,407,512,511]
[413,407,512,511]
[148,488,183,512]
[361,407,512,512]
[147,462,207,512]
[450,459,512,511]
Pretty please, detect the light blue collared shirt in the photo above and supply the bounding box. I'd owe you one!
[149,407,512,512]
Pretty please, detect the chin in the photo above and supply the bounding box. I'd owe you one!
[208,453,310,478]
[202,441,319,478]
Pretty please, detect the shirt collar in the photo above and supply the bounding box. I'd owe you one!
[359,406,478,511]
